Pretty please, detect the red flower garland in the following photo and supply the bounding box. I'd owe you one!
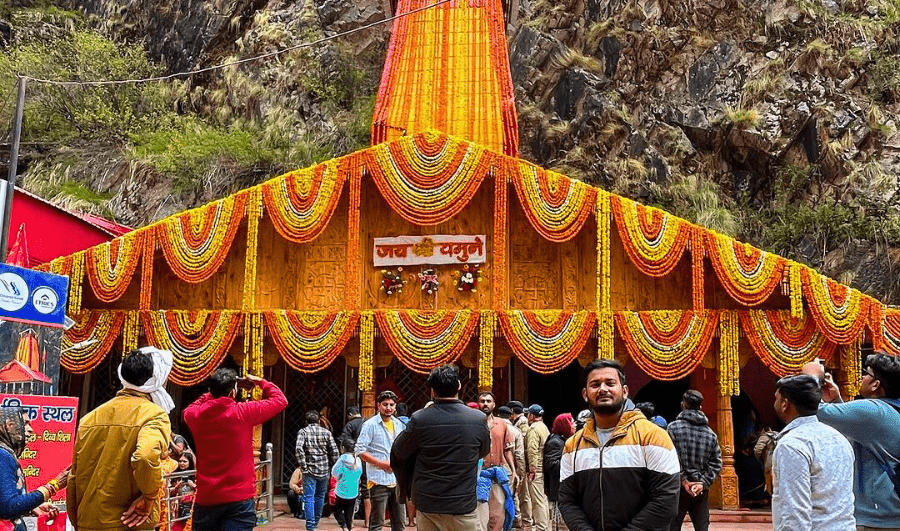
[740,310,837,377]
[616,310,718,381]
[610,195,692,277]
[870,304,900,356]
[62,310,125,373]
[510,161,597,242]
[264,311,360,373]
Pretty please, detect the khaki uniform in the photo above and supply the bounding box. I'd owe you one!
[525,420,550,531]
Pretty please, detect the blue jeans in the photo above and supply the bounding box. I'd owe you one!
[192,498,257,531]
[304,474,329,530]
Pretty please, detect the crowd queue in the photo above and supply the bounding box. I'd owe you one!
[0,346,897,531]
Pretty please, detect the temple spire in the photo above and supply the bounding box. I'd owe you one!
[372,0,519,156]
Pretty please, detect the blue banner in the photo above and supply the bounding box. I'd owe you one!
[0,263,69,327]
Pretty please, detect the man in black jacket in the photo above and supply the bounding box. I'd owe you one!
[392,364,491,531]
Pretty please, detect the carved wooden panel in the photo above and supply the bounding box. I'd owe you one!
[149,225,246,310]
[509,198,560,309]
[361,178,494,310]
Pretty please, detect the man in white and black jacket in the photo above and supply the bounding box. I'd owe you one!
[391,364,491,531]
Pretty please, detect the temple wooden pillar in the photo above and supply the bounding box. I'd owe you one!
[716,393,740,510]
[362,390,375,418]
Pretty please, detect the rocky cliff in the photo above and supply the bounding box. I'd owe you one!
[3,0,900,302]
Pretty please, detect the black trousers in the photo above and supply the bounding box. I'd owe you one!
[669,485,709,531]
[334,496,356,529]
[287,489,304,517]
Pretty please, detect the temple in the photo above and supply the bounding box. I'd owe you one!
[41,0,895,510]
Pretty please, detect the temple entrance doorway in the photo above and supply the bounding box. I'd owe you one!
[524,361,585,425]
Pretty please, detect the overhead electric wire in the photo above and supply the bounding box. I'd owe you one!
[20,0,452,87]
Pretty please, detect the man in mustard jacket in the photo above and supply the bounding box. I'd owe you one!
[68,347,174,530]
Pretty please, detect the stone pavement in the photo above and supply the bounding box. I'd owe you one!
[255,513,773,531]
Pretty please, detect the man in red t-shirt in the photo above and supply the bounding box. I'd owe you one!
[184,369,287,531]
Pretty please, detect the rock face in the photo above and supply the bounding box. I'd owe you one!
[19,0,900,302]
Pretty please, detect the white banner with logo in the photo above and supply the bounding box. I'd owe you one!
[373,235,486,267]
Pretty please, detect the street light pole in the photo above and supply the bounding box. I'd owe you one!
[0,76,26,263]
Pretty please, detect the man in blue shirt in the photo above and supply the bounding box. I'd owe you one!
[356,391,406,531]
[803,353,900,531]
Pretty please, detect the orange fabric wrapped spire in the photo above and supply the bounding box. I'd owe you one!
[372,0,519,156]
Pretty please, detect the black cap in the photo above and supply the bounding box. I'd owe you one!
[496,406,512,418]
[507,401,524,414]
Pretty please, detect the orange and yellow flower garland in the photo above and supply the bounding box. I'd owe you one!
[706,233,786,306]
[62,310,125,373]
[479,310,494,389]
[789,262,804,318]
[841,340,862,398]
[493,167,508,310]
[243,187,262,311]
[616,310,717,380]
[499,310,596,374]
[611,196,691,277]
[511,161,596,242]
[597,191,611,311]
[262,159,346,244]
[359,311,375,391]
[870,304,900,356]
[86,231,146,302]
[139,232,155,310]
[158,193,249,283]
[375,310,479,373]
[718,311,740,396]
[344,153,364,309]
[367,131,493,225]
[740,310,836,377]
[691,230,705,309]
[142,310,243,385]
[264,311,359,373]
[123,311,140,353]
[801,267,870,345]
[49,252,85,313]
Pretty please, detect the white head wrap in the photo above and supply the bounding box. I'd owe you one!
[118,346,175,413]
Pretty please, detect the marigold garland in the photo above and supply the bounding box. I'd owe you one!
[869,304,900,356]
[359,311,375,392]
[598,310,614,360]
[718,311,740,396]
[375,310,479,374]
[611,196,691,277]
[691,230,705,309]
[262,159,346,243]
[86,231,145,302]
[479,310,494,389]
[615,310,718,380]
[841,339,862,398]
[740,310,836,378]
[367,131,493,225]
[801,267,870,345]
[499,310,596,374]
[142,310,244,385]
[511,161,596,242]
[123,311,140,353]
[264,311,359,373]
[61,310,125,373]
[243,187,262,311]
[706,232,786,306]
[493,166,508,310]
[158,192,249,283]
[371,0,518,156]
[597,191,611,311]
[345,153,364,309]
[789,261,804,318]
[50,252,85,313]
[140,232,155,310]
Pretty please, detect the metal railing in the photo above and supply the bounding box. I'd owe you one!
[163,443,275,529]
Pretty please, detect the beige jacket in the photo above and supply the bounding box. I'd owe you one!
[525,420,549,473]
[68,390,171,530]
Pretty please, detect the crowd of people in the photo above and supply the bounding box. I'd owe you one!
[0,345,898,531]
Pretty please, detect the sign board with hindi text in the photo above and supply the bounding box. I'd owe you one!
[0,394,77,501]
[373,235,486,267]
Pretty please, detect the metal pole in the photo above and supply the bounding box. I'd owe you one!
[266,442,274,524]
[1,76,26,263]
